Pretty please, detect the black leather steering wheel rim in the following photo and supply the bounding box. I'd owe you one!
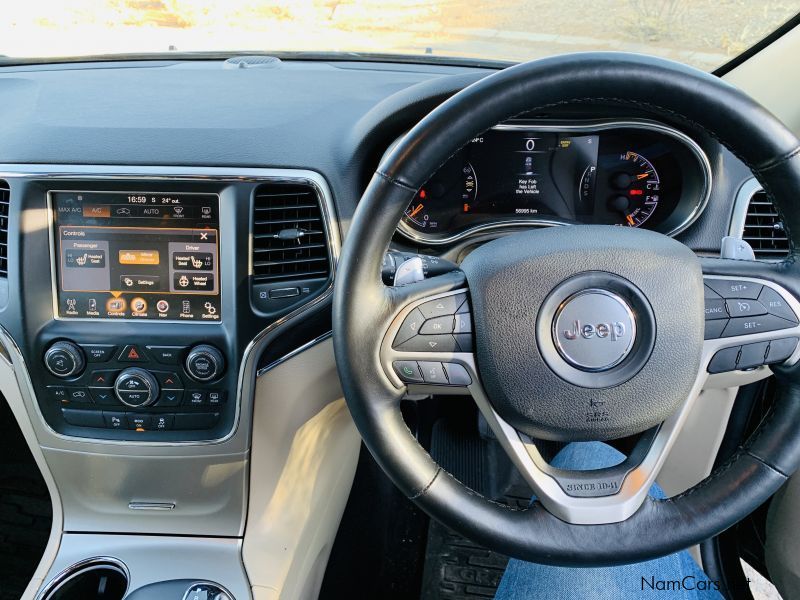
[333,52,800,566]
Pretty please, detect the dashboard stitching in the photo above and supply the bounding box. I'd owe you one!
[409,467,442,500]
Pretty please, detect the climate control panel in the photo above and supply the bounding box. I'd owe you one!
[37,338,233,441]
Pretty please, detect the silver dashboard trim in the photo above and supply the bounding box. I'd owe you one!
[396,119,713,245]
[36,556,130,600]
[256,330,333,377]
[0,164,340,447]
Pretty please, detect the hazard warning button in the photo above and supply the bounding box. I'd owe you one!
[118,344,147,363]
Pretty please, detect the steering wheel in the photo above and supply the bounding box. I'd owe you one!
[332,52,800,566]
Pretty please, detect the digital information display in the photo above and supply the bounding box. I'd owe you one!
[51,191,221,322]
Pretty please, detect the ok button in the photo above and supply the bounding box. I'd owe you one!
[726,299,767,318]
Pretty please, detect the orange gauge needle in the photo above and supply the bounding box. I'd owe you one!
[408,204,424,218]
[636,172,650,180]
[626,214,635,226]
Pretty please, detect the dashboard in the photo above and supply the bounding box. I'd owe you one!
[398,121,712,244]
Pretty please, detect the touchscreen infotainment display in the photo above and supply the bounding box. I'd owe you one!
[51,191,220,321]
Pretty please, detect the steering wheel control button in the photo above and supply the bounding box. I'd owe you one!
[80,344,117,363]
[704,284,722,299]
[418,293,466,320]
[394,361,423,383]
[704,298,727,320]
[418,361,448,384]
[725,298,767,318]
[119,344,147,362]
[758,287,799,323]
[393,308,425,347]
[396,334,459,353]
[722,314,795,337]
[704,279,762,300]
[453,333,473,352]
[766,337,800,364]
[704,319,727,340]
[738,341,770,370]
[420,316,455,335]
[185,344,225,381]
[453,313,472,333]
[146,345,186,365]
[708,347,741,374]
[443,363,472,386]
[552,289,636,372]
[114,367,159,407]
[44,341,86,378]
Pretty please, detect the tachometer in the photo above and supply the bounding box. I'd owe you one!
[601,151,660,228]
[403,162,477,231]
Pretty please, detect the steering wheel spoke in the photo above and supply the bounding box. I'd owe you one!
[380,286,476,393]
[702,273,800,374]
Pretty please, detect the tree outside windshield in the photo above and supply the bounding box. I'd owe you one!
[4,1,799,71]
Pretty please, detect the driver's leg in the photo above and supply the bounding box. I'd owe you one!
[494,442,724,599]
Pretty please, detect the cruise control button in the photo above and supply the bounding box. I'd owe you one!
[443,363,472,386]
[420,316,455,335]
[758,287,799,323]
[393,361,423,383]
[704,279,762,300]
[80,344,116,363]
[395,335,459,353]
[708,347,740,374]
[393,308,425,347]
[704,319,727,340]
[418,361,448,384]
[766,337,799,364]
[704,298,727,320]
[725,299,767,318]
[418,294,466,320]
[738,342,769,369]
[722,314,796,337]
[88,387,116,405]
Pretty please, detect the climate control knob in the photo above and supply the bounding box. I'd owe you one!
[185,344,225,382]
[44,341,85,378]
[114,367,159,408]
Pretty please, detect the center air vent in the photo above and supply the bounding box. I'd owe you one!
[742,190,790,260]
[0,181,9,277]
[251,182,332,315]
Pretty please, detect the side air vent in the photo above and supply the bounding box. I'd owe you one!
[251,182,332,314]
[0,181,8,277]
[742,190,790,259]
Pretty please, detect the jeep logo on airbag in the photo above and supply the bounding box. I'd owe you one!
[552,290,636,372]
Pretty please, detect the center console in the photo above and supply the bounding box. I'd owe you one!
[29,188,234,441]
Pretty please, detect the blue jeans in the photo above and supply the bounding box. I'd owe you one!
[495,442,724,599]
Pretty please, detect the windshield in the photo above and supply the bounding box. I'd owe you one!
[5,1,800,71]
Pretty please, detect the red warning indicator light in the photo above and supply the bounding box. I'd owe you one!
[629,189,643,196]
